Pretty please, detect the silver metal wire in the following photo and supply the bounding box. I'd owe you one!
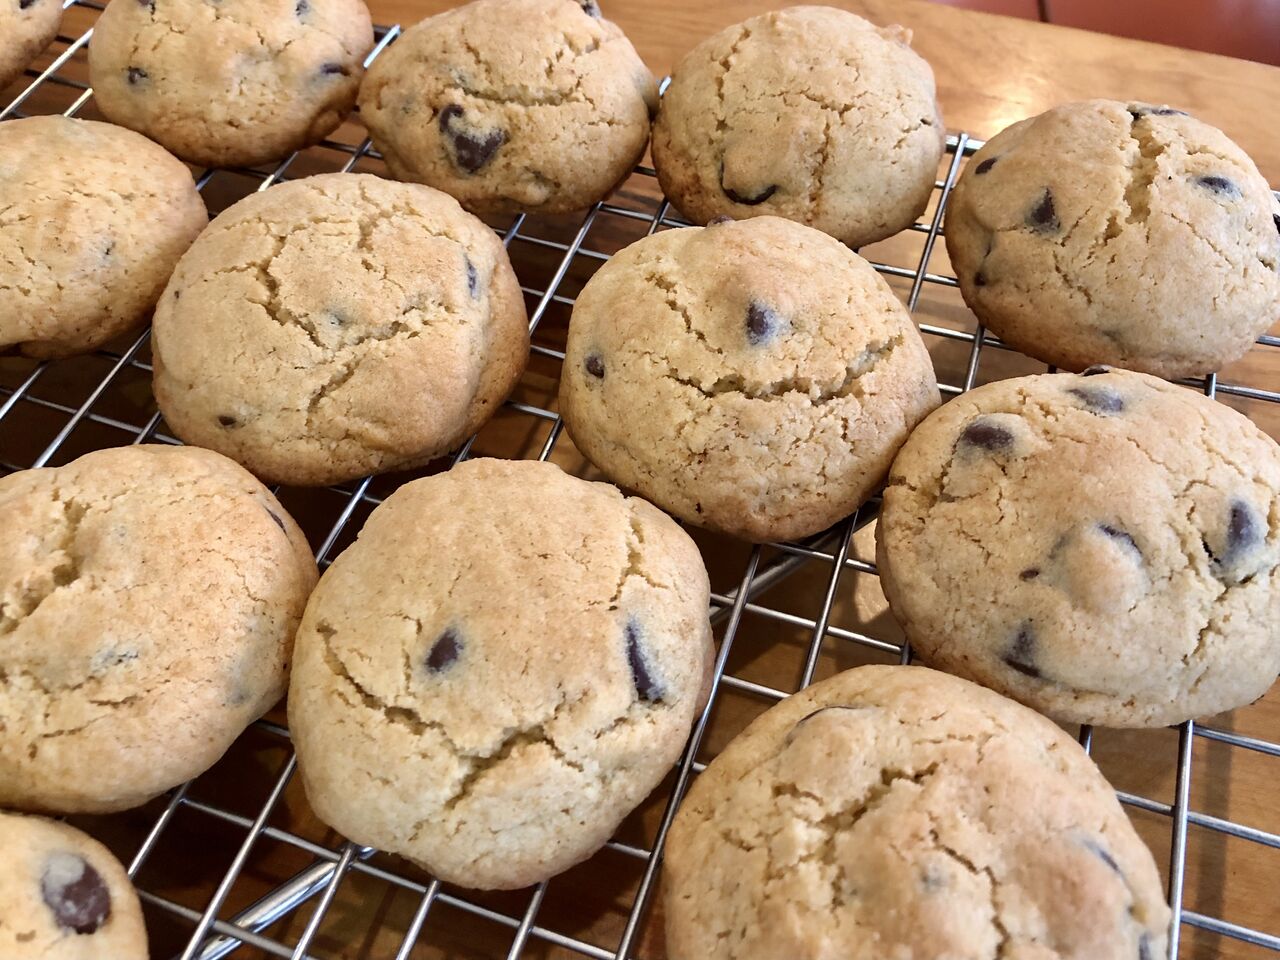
[3,4,1280,958]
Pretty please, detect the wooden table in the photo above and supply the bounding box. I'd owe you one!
[11,3,1277,959]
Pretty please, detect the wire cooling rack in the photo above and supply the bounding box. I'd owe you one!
[3,3,1280,958]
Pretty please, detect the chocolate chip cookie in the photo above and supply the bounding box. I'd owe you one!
[664,665,1169,960]
[0,116,206,358]
[651,6,944,247]
[288,457,714,890]
[0,0,62,92]
[0,445,318,813]
[877,367,1280,727]
[152,173,529,486]
[560,216,940,542]
[88,0,374,168]
[946,100,1280,377]
[358,0,657,215]
[0,812,147,959]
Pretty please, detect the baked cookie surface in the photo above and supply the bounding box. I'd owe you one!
[152,173,529,486]
[0,445,318,813]
[0,812,148,960]
[945,99,1280,377]
[0,0,62,92]
[288,457,714,890]
[560,216,939,542]
[0,116,206,358]
[652,6,944,247]
[877,367,1280,727]
[88,0,373,168]
[664,665,1169,960]
[358,0,657,214]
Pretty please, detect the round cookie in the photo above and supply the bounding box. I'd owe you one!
[152,173,529,486]
[652,6,944,248]
[876,367,1280,728]
[358,0,657,215]
[0,0,62,92]
[945,100,1280,378]
[0,812,148,960]
[0,116,206,359]
[288,457,714,890]
[560,216,940,542]
[0,445,318,813]
[664,665,1170,960]
[88,0,373,169]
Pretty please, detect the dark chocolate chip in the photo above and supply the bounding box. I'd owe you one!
[1082,836,1121,874]
[1080,364,1111,376]
[706,214,735,226]
[425,628,460,672]
[295,0,309,14]
[41,854,111,935]
[217,414,237,427]
[719,164,777,206]
[1222,499,1263,562]
[625,618,663,701]
[136,0,155,9]
[959,417,1014,452]
[1027,188,1059,232]
[1019,567,1040,581]
[578,0,601,16]
[126,66,148,85]
[265,509,287,534]
[1273,213,1280,236]
[1139,933,1153,960]
[1098,523,1140,555]
[319,62,349,77]
[974,156,998,175]
[745,301,782,345]
[973,271,987,287]
[1152,107,1188,116]
[1002,625,1040,678]
[1067,385,1124,414]
[585,353,605,379]
[465,256,479,298]
[173,288,181,300]
[1196,175,1239,198]
[438,104,506,174]
[796,705,863,726]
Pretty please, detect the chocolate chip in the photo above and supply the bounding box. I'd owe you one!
[41,853,111,935]
[1027,189,1059,232]
[320,62,348,77]
[1196,175,1239,197]
[973,271,987,287]
[217,414,237,427]
[126,66,148,85]
[1081,836,1122,874]
[959,417,1013,452]
[1067,385,1124,414]
[465,256,479,298]
[1080,364,1111,376]
[745,301,782,345]
[585,353,605,378]
[1002,625,1040,678]
[625,618,663,702]
[1139,933,1153,960]
[578,0,601,15]
[1019,568,1040,581]
[1098,523,1140,555]
[974,156,998,175]
[438,104,506,174]
[1152,107,1188,116]
[295,0,309,14]
[265,508,287,534]
[136,0,155,9]
[173,288,181,301]
[425,628,460,672]
[1215,499,1264,567]
[719,164,777,206]
[706,214,735,226]
[1273,213,1280,236]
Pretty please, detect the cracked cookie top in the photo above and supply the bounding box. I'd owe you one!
[0,445,318,813]
[0,115,207,359]
[88,0,374,168]
[664,665,1169,960]
[152,173,529,486]
[0,811,147,960]
[945,99,1280,378]
[651,6,945,247]
[560,216,940,542]
[0,0,62,92]
[876,368,1280,727]
[287,457,714,890]
[357,0,657,215]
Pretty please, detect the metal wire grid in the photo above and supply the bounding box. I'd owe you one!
[2,3,1280,958]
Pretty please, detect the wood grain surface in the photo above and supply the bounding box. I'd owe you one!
[2,2,1277,959]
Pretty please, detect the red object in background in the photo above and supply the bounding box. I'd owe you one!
[928,0,1280,65]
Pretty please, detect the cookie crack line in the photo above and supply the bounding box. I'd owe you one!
[926,827,1010,958]
[0,488,87,636]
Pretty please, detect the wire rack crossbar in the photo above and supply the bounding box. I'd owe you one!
[3,5,1279,959]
